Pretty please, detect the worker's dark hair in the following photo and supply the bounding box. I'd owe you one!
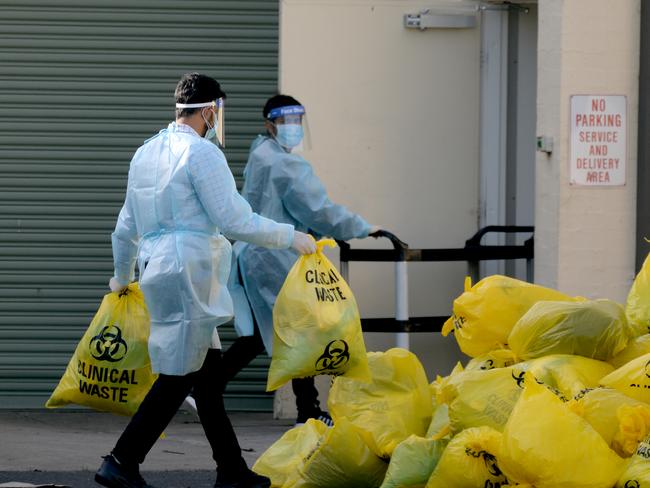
[263,94,303,120]
[174,72,226,119]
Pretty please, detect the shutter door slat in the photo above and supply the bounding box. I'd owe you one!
[0,0,278,411]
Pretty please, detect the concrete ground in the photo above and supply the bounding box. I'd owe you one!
[0,408,293,488]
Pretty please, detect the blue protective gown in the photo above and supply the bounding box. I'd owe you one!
[230,135,371,354]
[112,123,294,376]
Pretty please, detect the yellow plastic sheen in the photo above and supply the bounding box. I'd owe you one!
[425,426,508,488]
[437,365,528,434]
[526,354,614,399]
[464,349,519,371]
[426,403,451,440]
[601,352,650,404]
[432,354,613,438]
[267,239,370,391]
[379,435,448,488]
[499,373,625,488]
[46,283,157,416]
[615,435,650,487]
[290,417,388,488]
[610,334,650,368]
[328,348,432,458]
[252,419,328,488]
[568,388,650,457]
[442,275,573,357]
[508,299,634,361]
[626,252,650,336]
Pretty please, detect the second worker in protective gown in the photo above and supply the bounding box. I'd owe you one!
[95,74,315,488]
[224,94,380,426]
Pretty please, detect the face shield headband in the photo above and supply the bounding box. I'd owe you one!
[176,98,225,147]
[266,105,305,120]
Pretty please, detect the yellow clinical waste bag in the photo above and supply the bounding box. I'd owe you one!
[627,252,650,336]
[498,373,625,488]
[426,426,509,488]
[46,283,157,416]
[290,417,388,488]
[267,239,370,391]
[253,419,329,488]
[442,275,573,357]
[601,352,650,404]
[328,348,432,458]
[380,435,448,488]
[526,354,614,399]
[615,435,650,487]
[568,387,650,458]
[611,335,650,369]
[436,364,529,434]
[426,403,451,440]
[508,299,634,362]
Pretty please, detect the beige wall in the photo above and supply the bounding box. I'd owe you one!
[271,0,641,417]
[535,0,640,302]
[278,0,482,388]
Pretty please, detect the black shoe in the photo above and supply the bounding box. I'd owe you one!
[295,409,334,427]
[214,468,271,488]
[95,454,155,488]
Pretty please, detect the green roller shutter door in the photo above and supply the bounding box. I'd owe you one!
[0,0,278,411]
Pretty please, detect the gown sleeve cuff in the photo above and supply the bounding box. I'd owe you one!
[281,224,295,249]
[358,219,372,239]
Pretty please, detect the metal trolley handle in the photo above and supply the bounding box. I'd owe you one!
[368,229,408,251]
[336,231,412,350]
[334,226,535,350]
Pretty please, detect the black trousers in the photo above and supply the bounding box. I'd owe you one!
[221,325,321,415]
[112,349,247,477]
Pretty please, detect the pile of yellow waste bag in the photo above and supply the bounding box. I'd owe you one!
[253,253,650,487]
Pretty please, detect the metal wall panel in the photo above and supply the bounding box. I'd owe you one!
[0,0,278,411]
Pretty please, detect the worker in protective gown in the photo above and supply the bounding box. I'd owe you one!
[224,94,380,426]
[95,74,315,488]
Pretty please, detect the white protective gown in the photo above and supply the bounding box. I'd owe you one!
[112,123,294,376]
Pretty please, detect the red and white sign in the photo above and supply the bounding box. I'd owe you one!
[570,95,626,186]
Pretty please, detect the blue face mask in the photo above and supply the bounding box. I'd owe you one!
[275,124,304,149]
[202,110,218,144]
[205,124,217,142]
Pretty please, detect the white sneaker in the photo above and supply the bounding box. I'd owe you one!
[182,395,198,418]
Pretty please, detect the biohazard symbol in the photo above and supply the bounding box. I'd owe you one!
[464,449,503,477]
[625,481,640,488]
[480,359,495,370]
[644,359,650,379]
[483,452,503,477]
[512,371,525,388]
[89,325,128,362]
[315,339,350,372]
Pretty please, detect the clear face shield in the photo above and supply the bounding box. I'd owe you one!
[267,105,312,152]
[175,98,225,147]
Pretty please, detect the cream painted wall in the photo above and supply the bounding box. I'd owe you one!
[278,0,481,384]
[536,0,640,302]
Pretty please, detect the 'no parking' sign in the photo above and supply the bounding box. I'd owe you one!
[570,95,626,186]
